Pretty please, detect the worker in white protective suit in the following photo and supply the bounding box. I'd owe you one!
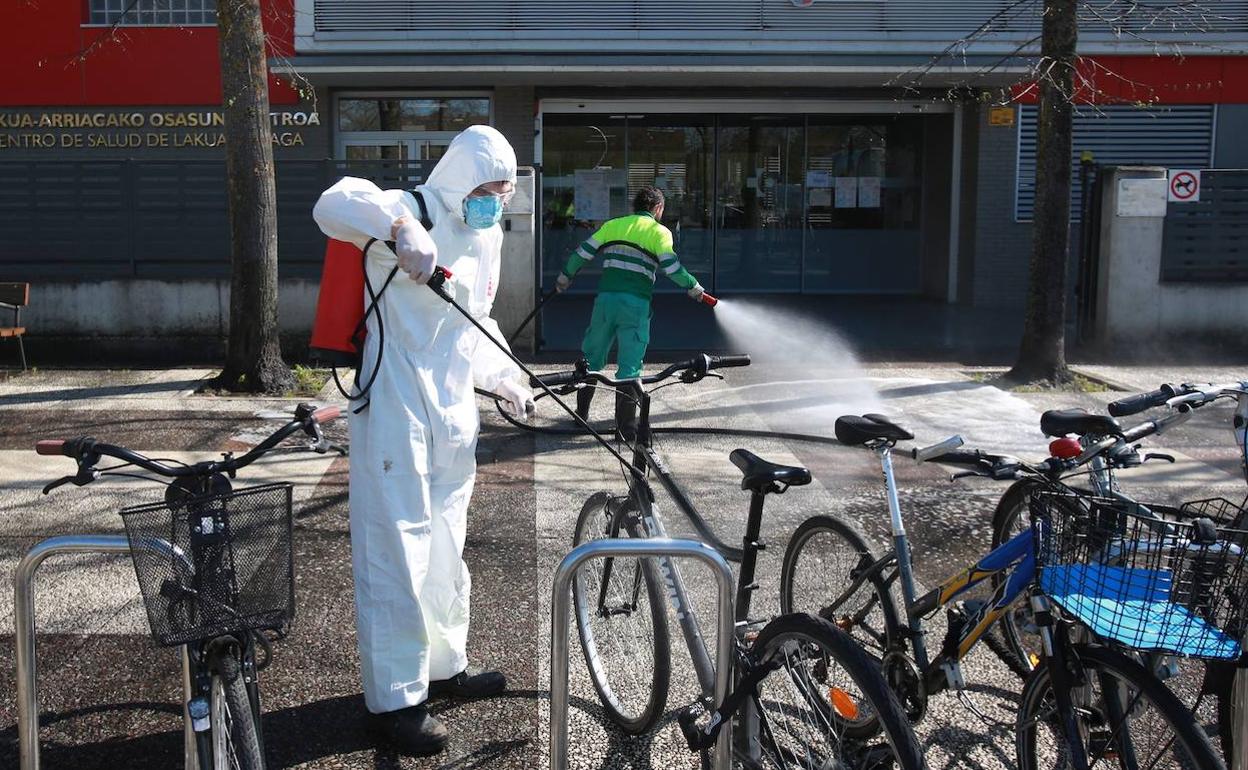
[312,125,534,755]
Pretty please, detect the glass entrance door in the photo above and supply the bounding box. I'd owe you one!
[539,111,929,296]
[715,117,805,292]
[804,118,923,292]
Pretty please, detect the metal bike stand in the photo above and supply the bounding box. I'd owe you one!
[14,535,199,770]
[550,538,735,770]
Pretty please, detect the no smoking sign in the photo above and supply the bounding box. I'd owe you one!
[1168,169,1202,203]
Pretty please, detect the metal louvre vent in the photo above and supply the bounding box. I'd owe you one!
[1015,104,1214,222]
[313,0,1247,35]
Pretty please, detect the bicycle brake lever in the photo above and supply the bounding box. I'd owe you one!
[42,475,76,495]
[1144,452,1176,464]
[950,470,983,482]
[43,466,98,495]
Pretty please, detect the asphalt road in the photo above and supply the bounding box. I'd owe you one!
[0,363,1244,769]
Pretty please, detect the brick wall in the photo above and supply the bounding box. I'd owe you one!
[971,107,1033,310]
[494,86,536,166]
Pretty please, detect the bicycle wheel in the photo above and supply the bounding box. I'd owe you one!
[207,644,265,770]
[571,492,671,734]
[749,613,926,770]
[1015,644,1224,770]
[780,515,901,662]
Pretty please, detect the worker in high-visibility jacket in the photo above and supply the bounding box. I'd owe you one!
[555,185,706,440]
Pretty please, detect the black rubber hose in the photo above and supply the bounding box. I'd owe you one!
[489,389,842,446]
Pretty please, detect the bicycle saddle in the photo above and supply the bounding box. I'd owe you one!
[1039,408,1122,438]
[729,449,811,492]
[835,414,914,446]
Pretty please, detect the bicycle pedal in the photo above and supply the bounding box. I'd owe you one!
[677,704,717,753]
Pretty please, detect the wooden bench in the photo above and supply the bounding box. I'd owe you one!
[0,282,28,371]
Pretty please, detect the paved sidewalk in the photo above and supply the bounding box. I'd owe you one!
[0,361,1242,768]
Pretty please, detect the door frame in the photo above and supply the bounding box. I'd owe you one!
[333,90,493,159]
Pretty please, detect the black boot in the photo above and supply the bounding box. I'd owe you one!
[575,386,595,421]
[369,704,448,756]
[615,388,639,443]
[429,666,507,699]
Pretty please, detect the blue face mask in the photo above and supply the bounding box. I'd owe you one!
[462,194,504,229]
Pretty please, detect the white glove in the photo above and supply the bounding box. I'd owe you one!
[392,217,437,283]
[687,283,705,302]
[494,378,535,420]
[555,273,572,293]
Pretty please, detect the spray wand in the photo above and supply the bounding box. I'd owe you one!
[426,267,651,488]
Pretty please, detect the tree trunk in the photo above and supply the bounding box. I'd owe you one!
[212,0,294,394]
[1007,0,1077,385]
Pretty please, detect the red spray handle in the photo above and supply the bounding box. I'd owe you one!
[700,292,719,308]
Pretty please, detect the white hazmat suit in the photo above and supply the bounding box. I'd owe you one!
[312,126,524,714]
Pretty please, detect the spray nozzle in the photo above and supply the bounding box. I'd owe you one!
[700,292,719,308]
[427,266,454,302]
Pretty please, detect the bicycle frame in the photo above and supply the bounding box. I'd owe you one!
[828,444,1040,687]
[594,385,784,760]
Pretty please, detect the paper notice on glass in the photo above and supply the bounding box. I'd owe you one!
[858,177,881,208]
[809,188,832,207]
[834,177,857,208]
[574,169,610,220]
[806,170,831,188]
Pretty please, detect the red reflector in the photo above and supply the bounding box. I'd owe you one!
[1049,437,1082,459]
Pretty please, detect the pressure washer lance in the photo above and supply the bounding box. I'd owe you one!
[425,267,648,486]
[507,287,560,346]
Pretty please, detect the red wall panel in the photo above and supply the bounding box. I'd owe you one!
[0,0,298,107]
[1012,55,1248,105]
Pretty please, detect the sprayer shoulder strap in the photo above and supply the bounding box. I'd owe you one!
[406,189,434,231]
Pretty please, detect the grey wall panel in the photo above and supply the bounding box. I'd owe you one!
[1016,104,1215,221]
[1215,105,1248,169]
[314,0,1247,36]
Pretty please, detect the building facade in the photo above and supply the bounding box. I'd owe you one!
[2,0,1246,355]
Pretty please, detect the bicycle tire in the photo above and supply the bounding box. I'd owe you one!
[1015,644,1224,770]
[780,515,902,661]
[208,644,265,770]
[571,492,671,734]
[750,613,926,770]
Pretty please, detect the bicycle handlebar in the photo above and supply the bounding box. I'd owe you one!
[1110,381,1248,416]
[35,440,65,456]
[911,435,965,463]
[1109,384,1184,417]
[34,403,340,484]
[530,353,751,391]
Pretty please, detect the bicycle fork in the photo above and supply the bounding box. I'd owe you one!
[1029,592,1094,770]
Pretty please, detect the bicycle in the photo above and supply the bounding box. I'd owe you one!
[779,412,1228,769]
[34,402,341,770]
[989,382,1248,758]
[533,356,925,770]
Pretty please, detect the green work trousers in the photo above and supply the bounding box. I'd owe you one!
[581,291,651,380]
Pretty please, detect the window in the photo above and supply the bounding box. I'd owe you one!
[338,98,491,133]
[88,0,217,26]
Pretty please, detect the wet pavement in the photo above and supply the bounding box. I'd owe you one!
[0,361,1244,768]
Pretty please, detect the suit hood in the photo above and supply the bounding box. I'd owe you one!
[423,125,517,222]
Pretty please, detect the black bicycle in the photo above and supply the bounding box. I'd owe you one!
[36,402,341,770]
[534,356,925,770]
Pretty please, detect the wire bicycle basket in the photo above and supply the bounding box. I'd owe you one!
[1031,490,1248,661]
[120,482,295,647]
